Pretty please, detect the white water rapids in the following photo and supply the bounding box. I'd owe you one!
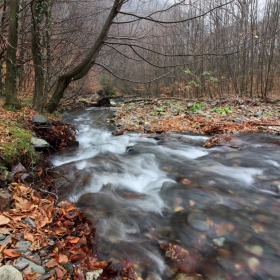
[49,107,280,280]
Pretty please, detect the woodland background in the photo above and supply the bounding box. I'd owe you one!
[0,0,280,112]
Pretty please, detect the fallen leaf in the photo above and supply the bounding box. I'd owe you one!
[0,215,10,225]
[58,253,68,264]
[24,232,35,242]
[23,272,41,280]
[0,228,12,234]
[68,237,79,244]
[55,265,67,279]
[46,258,59,268]
[3,249,20,258]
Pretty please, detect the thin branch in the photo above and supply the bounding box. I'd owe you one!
[114,1,233,24]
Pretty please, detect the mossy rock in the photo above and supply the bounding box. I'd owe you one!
[0,123,39,168]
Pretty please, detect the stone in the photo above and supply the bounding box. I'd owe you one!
[172,273,204,280]
[86,269,103,280]
[0,234,13,246]
[30,137,50,148]
[11,162,27,174]
[23,217,36,228]
[0,234,6,240]
[21,173,29,180]
[30,253,41,265]
[0,189,12,211]
[15,258,46,274]
[232,117,245,123]
[14,241,31,253]
[254,110,262,117]
[62,262,74,274]
[32,115,48,124]
[68,140,79,147]
[0,265,23,280]
[187,212,209,232]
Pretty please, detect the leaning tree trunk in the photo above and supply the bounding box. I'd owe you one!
[46,0,124,113]
[5,0,20,109]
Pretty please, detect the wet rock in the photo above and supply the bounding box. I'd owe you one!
[172,273,204,280]
[14,241,31,253]
[30,137,50,149]
[0,189,12,211]
[32,115,48,124]
[0,265,23,280]
[187,212,209,232]
[15,258,46,274]
[146,273,161,280]
[11,162,27,174]
[68,140,79,147]
[213,237,225,247]
[86,269,103,280]
[247,257,260,273]
[62,262,74,274]
[23,217,36,228]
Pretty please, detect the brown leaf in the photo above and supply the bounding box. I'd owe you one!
[23,272,41,280]
[3,249,20,258]
[0,215,10,225]
[68,237,79,244]
[46,258,59,268]
[55,265,67,279]
[23,232,35,242]
[0,228,12,234]
[58,253,68,264]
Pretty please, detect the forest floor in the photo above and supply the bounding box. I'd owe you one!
[111,96,280,147]
[0,94,279,280]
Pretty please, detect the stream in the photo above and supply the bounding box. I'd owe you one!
[49,107,280,280]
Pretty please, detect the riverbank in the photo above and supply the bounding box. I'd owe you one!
[112,96,280,135]
[0,100,134,279]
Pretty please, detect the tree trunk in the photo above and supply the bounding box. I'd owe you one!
[46,0,123,113]
[5,0,20,109]
[31,0,46,112]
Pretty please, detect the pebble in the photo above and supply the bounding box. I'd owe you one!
[86,269,103,280]
[14,241,31,253]
[23,217,36,228]
[247,257,260,272]
[15,258,46,274]
[0,265,23,280]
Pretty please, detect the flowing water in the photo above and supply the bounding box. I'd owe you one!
[49,107,280,280]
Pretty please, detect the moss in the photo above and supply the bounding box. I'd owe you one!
[0,123,39,168]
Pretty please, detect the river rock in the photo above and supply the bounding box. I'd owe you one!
[23,217,36,228]
[68,140,79,147]
[30,137,50,148]
[11,162,27,174]
[187,212,209,232]
[14,241,31,253]
[254,111,263,117]
[15,258,46,274]
[172,273,204,280]
[0,189,12,211]
[32,115,48,124]
[232,117,245,123]
[0,265,23,280]
[86,269,103,280]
